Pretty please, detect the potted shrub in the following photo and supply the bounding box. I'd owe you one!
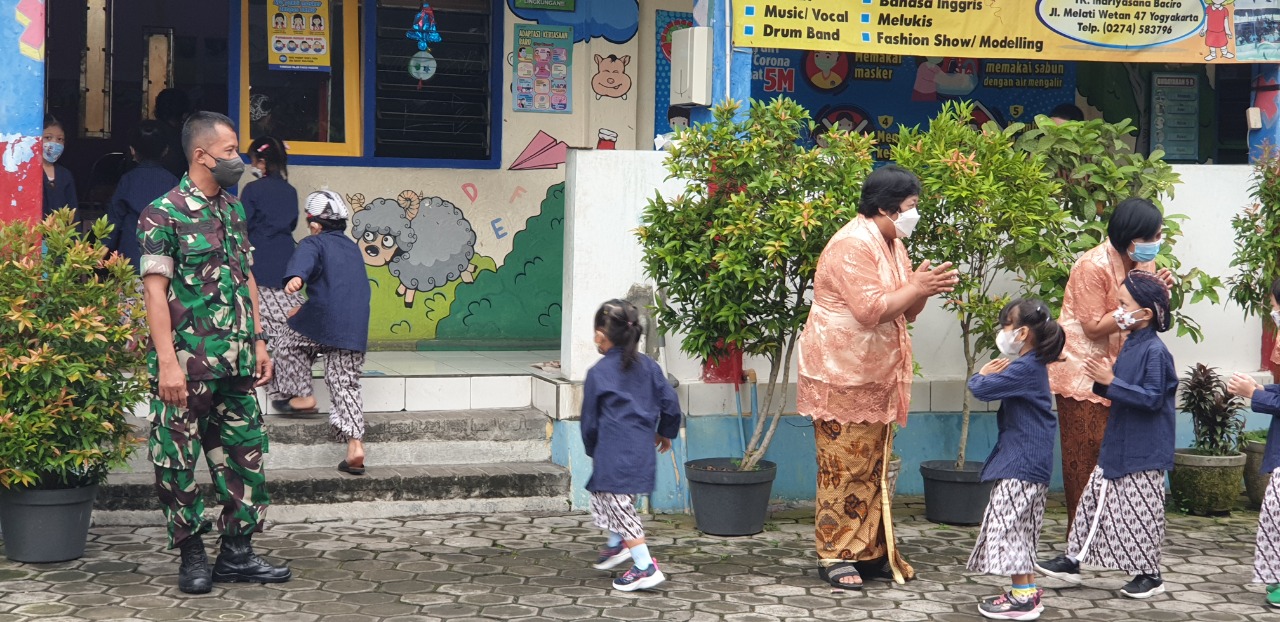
[1172,364,1247,516]
[0,210,148,562]
[1244,428,1270,509]
[1228,145,1280,381]
[891,101,1067,525]
[1018,115,1221,342]
[638,97,877,536]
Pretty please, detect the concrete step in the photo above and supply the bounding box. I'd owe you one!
[94,462,571,524]
[124,408,553,471]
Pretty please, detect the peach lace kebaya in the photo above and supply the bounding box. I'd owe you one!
[798,215,913,427]
[1048,242,1154,404]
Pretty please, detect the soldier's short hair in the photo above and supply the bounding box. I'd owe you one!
[182,111,236,159]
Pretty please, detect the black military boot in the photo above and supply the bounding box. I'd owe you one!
[211,534,292,584]
[177,536,212,594]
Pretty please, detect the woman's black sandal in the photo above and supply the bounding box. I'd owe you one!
[818,562,864,590]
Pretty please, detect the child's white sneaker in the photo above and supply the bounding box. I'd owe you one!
[592,544,631,570]
[612,561,665,591]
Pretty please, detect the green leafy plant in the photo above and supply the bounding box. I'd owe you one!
[1018,115,1221,341]
[1242,428,1269,445]
[891,101,1068,470]
[0,210,149,489]
[1179,364,1245,457]
[1229,144,1280,322]
[638,97,877,471]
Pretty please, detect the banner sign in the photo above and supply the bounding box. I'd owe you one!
[734,1,1280,64]
[752,49,1078,160]
[513,24,574,114]
[514,0,575,10]
[269,0,332,72]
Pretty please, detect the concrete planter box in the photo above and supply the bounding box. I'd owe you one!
[1245,440,1268,510]
[1171,449,1247,516]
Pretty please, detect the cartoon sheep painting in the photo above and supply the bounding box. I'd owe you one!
[349,190,478,308]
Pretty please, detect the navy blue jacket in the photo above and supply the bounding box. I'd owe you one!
[1248,386,1280,474]
[42,165,78,218]
[283,231,371,352]
[1093,327,1179,479]
[242,174,299,288]
[581,350,683,494]
[105,161,177,270]
[968,355,1057,485]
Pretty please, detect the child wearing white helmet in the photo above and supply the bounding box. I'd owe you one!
[272,189,373,475]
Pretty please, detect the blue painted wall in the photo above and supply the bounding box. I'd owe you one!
[551,409,1277,513]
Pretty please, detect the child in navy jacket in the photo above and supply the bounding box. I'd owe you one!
[1038,270,1178,601]
[966,299,1065,620]
[1228,277,1280,609]
[272,190,372,475]
[581,299,682,592]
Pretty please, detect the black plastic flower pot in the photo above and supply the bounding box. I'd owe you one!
[685,458,777,536]
[920,460,993,526]
[0,484,98,563]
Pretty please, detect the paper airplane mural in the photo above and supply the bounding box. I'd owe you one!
[509,131,567,171]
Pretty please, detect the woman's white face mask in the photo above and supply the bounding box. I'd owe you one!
[893,208,920,238]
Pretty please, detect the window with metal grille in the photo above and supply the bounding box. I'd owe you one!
[373,0,493,160]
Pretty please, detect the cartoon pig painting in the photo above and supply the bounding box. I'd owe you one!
[591,54,632,100]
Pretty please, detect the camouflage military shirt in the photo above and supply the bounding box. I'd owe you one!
[137,175,258,381]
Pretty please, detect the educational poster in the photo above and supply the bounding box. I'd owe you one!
[1150,73,1200,162]
[734,0,1273,65]
[268,0,332,72]
[750,49,1078,160]
[513,24,574,113]
[654,10,694,147]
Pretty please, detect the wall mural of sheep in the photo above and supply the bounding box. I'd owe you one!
[349,190,479,308]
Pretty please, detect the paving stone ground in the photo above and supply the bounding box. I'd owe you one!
[0,497,1274,621]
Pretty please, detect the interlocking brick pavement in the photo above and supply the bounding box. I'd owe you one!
[0,498,1274,621]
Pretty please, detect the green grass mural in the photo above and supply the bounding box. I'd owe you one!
[435,183,565,347]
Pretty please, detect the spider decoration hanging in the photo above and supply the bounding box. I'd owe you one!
[406,2,441,89]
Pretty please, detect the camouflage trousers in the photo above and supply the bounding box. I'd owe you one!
[148,376,271,549]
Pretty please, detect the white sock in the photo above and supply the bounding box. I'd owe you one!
[606,531,622,548]
[630,544,653,570]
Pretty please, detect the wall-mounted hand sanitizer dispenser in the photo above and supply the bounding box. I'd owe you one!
[670,26,712,107]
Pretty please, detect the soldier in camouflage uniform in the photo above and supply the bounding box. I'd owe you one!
[137,111,290,595]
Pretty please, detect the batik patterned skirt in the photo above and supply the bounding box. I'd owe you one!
[967,478,1048,575]
[590,492,645,541]
[1066,466,1165,575]
[1254,468,1280,584]
[813,419,915,583]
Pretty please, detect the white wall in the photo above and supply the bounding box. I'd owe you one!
[563,156,1263,387]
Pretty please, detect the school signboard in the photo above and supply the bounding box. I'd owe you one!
[734,0,1280,64]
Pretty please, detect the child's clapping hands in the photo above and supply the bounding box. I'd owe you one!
[1083,357,1115,386]
[1228,372,1263,399]
[978,358,1010,376]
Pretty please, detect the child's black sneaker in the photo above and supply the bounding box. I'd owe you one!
[592,544,630,570]
[978,589,1043,620]
[612,561,665,592]
[1121,573,1164,599]
[1034,554,1082,585]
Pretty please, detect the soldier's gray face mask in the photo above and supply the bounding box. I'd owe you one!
[201,152,245,189]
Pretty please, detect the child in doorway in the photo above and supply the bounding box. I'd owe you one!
[582,299,682,592]
[966,299,1065,620]
[1037,270,1178,600]
[1227,277,1280,609]
[272,190,372,475]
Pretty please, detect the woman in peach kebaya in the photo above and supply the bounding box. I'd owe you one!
[1048,197,1173,532]
[797,165,958,590]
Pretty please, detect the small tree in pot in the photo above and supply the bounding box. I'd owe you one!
[638,97,876,535]
[0,210,149,562]
[1228,145,1280,380]
[1172,364,1247,516]
[890,101,1067,525]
